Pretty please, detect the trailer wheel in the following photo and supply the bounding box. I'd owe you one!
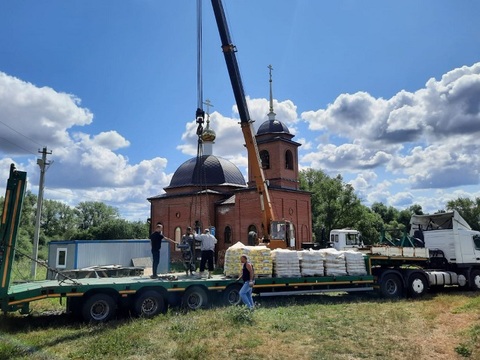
[379,273,403,298]
[82,293,117,323]
[133,290,166,317]
[182,286,209,310]
[408,273,428,298]
[470,270,480,291]
[222,284,242,306]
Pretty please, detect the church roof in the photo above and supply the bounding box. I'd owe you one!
[167,155,246,189]
[257,119,291,135]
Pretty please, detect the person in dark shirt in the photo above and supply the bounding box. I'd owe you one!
[237,254,255,310]
[149,223,176,279]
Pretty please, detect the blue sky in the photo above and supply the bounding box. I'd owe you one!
[1,0,480,220]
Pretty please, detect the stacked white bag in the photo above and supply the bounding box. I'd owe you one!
[271,249,301,277]
[223,242,273,277]
[344,250,367,276]
[298,249,325,276]
[320,248,347,276]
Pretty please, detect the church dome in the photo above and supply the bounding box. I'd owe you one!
[257,119,290,135]
[201,126,216,142]
[168,155,246,188]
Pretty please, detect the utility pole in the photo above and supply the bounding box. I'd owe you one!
[31,147,52,279]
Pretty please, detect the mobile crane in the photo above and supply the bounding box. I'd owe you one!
[2,1,478,324]
[211,0,292,249]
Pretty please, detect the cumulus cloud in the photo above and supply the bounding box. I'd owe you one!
[0,72,93,154]
[301,62,480,190]
[0,72,171,220]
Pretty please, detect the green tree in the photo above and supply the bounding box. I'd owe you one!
[446,197,480,231]
[41,200,78,239]
[75,201,119,230]
[299,169,364,246]
[90,219,149,240]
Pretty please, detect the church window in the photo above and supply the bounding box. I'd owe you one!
[248,224,258,246]
[285,150,293,170]
[224,226,232,244]
[260,150,270,169]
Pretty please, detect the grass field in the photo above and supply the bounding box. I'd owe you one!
[0,288,479,360]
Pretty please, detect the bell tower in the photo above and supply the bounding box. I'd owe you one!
[248,65,301,190]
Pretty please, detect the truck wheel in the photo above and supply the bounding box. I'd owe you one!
[470,270,480,291]
[380,273,403,298]
[222,284,242,306]
[133,290,166,317]
[182,286,209,310]
[408,273,428,298]
[82,293,117,323]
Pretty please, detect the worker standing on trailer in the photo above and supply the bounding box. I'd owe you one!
[149,223,177,279]
[196,228,217,279]
[238,254,255,310]
[181,226,197,275]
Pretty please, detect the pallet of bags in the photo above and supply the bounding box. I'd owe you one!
[223,242,273,277]
[319,248,347,276]
[224,241,246,277]
[298,249,324,276]
[271,249,301,277]
[343,250,367,276]
[243,245,272,277]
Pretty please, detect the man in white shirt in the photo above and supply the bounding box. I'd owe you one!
[196,228,217,279]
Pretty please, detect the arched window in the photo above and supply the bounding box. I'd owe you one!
[285,150,293,170]
[224,226,232,244]
[174,226,182,251]
[260,150,270,169]
[247,224,258,246]
[194,220,202,236]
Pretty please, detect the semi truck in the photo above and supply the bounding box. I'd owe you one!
[2,165,480,323]
[2,1,480,323]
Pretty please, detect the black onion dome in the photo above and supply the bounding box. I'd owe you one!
[257,119,290,135]
[168,155,246,188]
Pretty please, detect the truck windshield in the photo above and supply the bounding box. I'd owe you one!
[346,233,360,246]
[473,235,480,251]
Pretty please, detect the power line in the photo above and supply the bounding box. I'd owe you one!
[0,135,38,156]
[0,119,44,148]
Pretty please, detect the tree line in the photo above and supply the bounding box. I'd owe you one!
[0,192,149,259]
[298,169,480,245]
[1,169,479,260]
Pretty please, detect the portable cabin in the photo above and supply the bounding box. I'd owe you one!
[46,239,170,279]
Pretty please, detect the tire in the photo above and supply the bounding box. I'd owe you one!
[470,270,480,291]
[222,284,242,306]
[379,273,403,299]
[182,286,209,310]
[81,293,117,323]
[133,290,166,318]
[407,273,428,298]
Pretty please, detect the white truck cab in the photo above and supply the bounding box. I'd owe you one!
[329,229,363,251]
[410,210,480,265]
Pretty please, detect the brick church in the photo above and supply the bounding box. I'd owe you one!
[148,87,312,263]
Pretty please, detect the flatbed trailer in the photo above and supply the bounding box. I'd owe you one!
[4,165,474,323]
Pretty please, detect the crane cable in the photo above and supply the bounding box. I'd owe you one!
[194,0,211,232]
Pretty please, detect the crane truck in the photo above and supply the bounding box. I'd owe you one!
[1,164,480,323]
[210,0,292,249]
[2,1,479,323]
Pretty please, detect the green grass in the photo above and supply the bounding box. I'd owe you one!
[1,291,479,360]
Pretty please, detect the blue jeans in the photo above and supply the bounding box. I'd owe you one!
[239,281,254,309]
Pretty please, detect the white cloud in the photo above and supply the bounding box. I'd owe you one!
[0,72,171,219]
[0,72,93,154]
[300,62,480,190]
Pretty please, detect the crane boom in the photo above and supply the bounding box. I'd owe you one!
[211,0,276,240]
